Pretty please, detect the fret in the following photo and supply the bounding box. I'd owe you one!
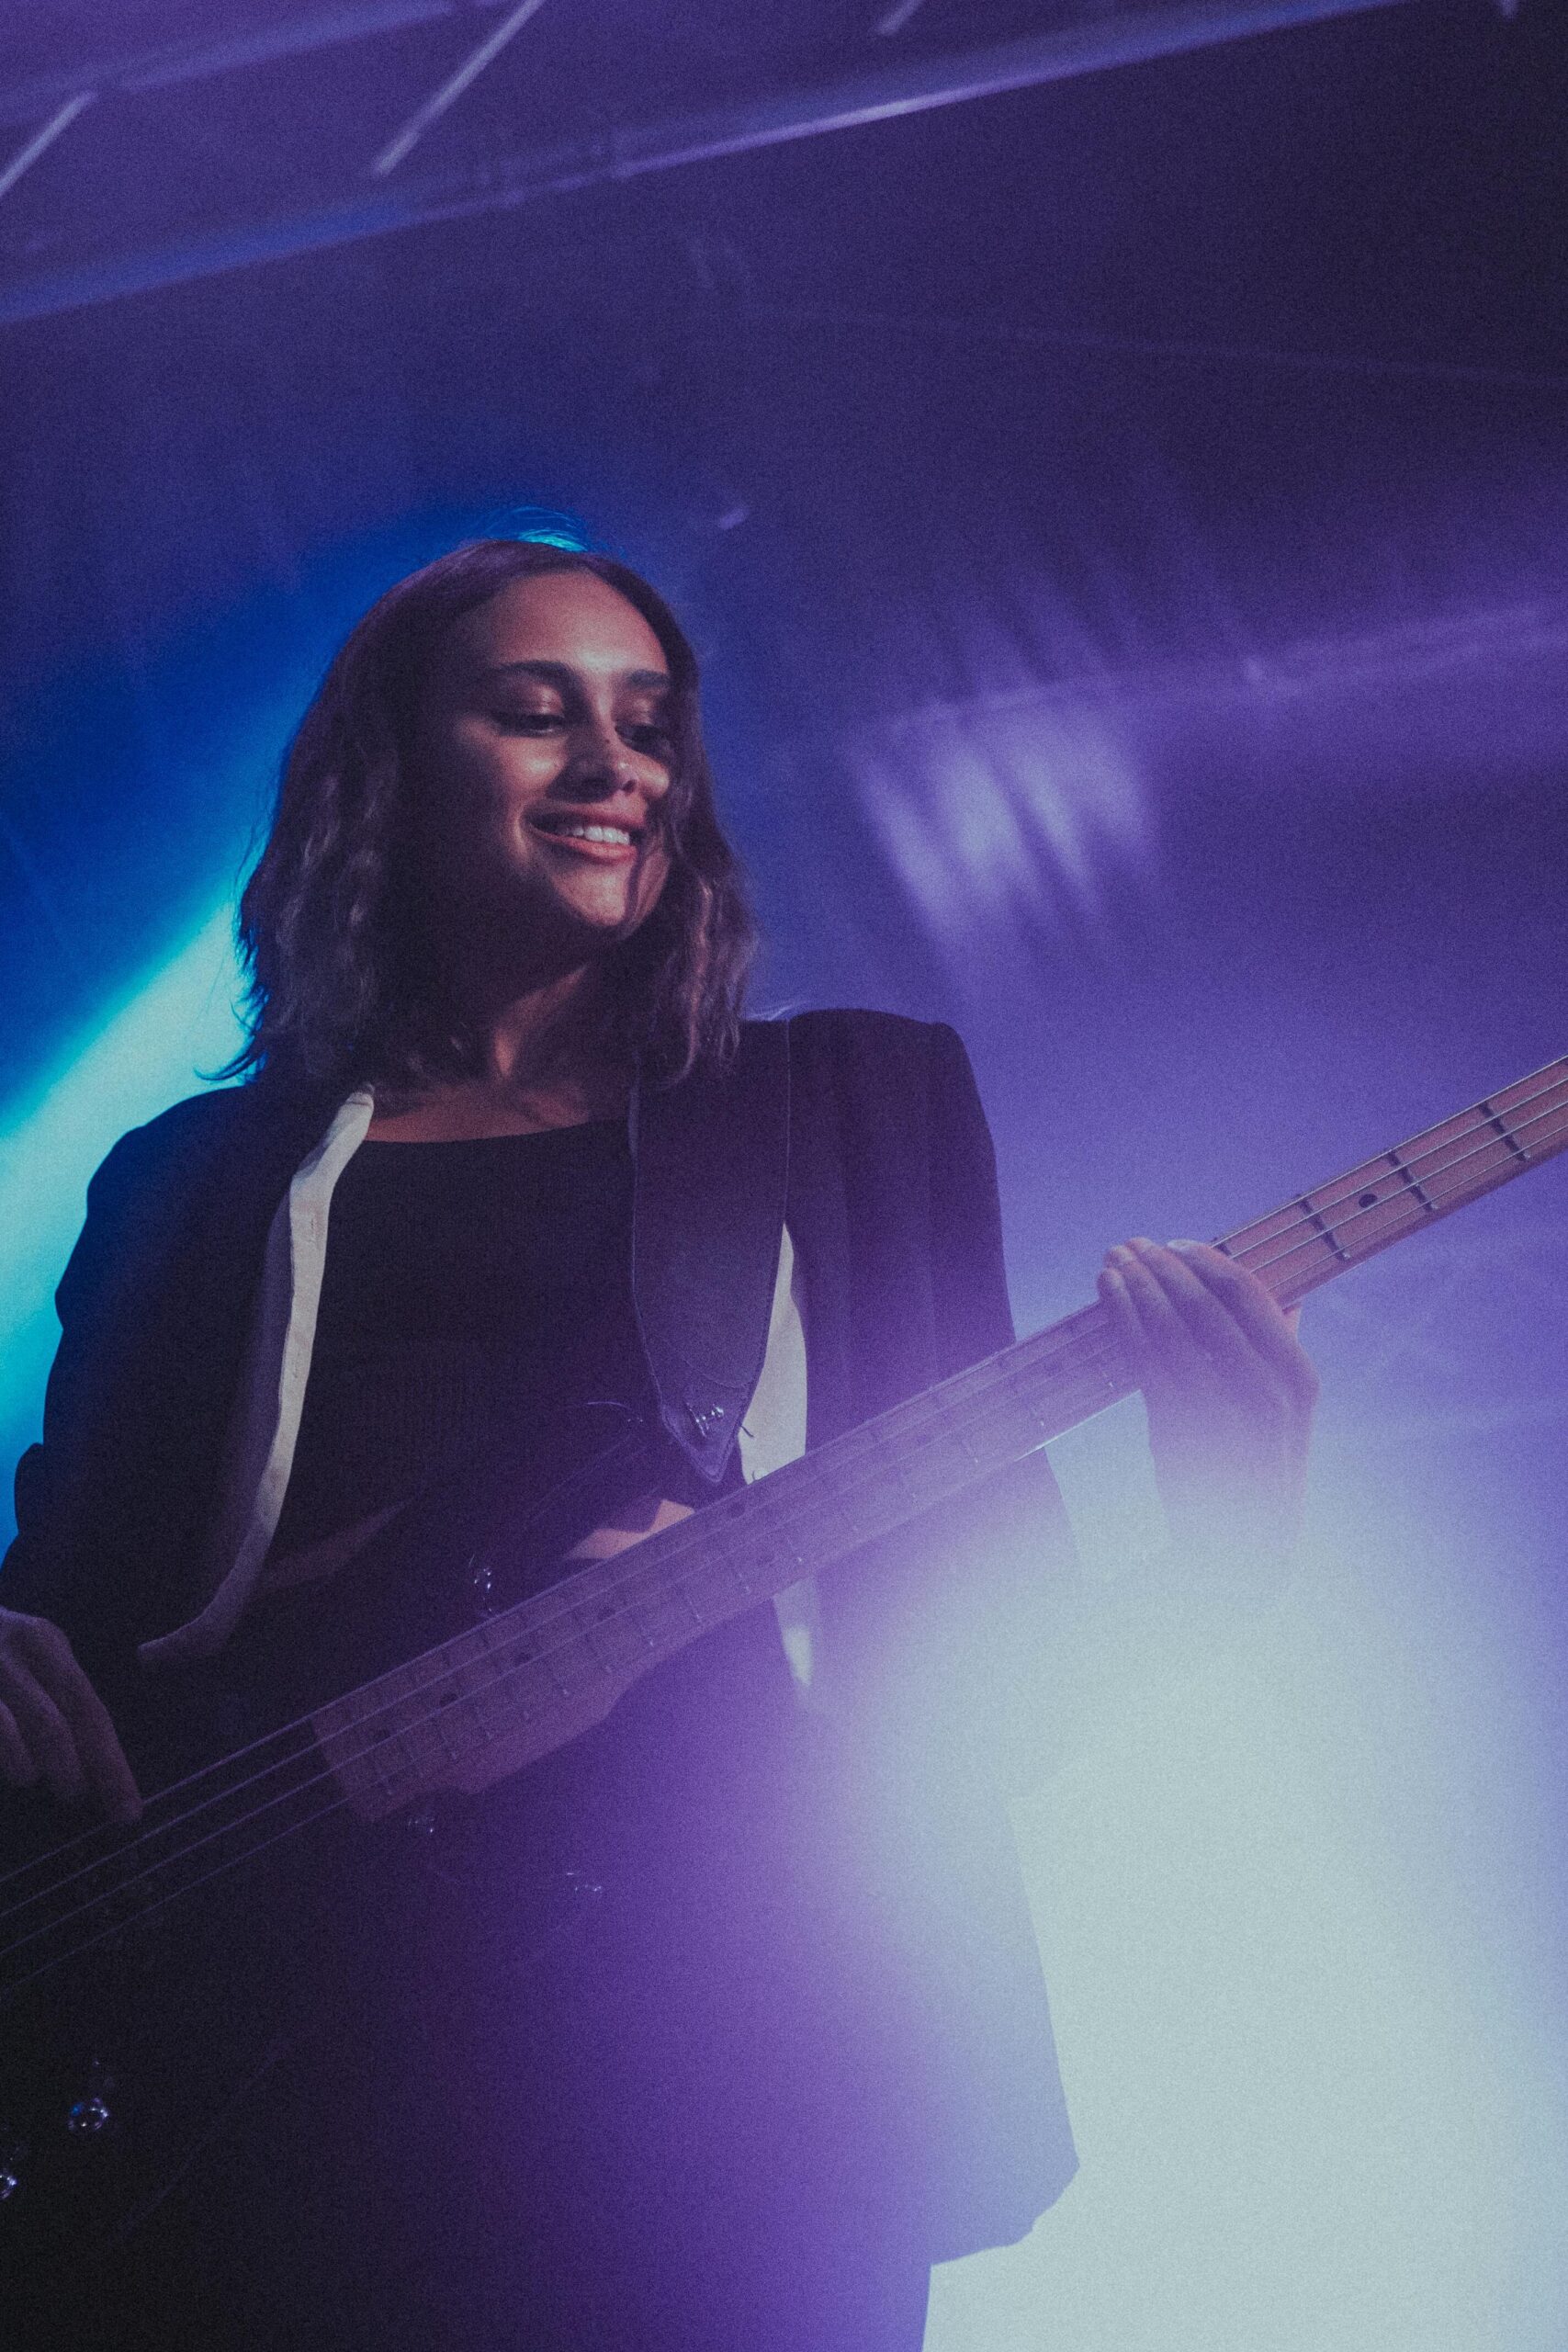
[689,1551,761,1613]
[1388,1143,1438,1214]
[869,1411,959,1505]
[1478,1097,1529,1165]
[398,1712,444,1782]
[439,1656,505,1769]
[1006,1359,1109,1447]
[857,1413,959,1516]
[1222,1193,1348,1290]
[679,1512,759,1594]
[576,1594,656,1674]
[867,1419,955,1513]
[644,1589,696,1650]
[786,1489,881,1558]
[1481,1062,1566,1142]
[438,1632,493,1732]
[352,1656,425,1778]
[1302,1192,1351,1262]
[1220,1059,1568,1299]
[467,1676,508,1741]
[797,1451,903,1544]
[1005,1313,1128,1445]
[915,1411,1003,1492]
[558,1573,631,1672]
[622,1596,660,1653]
[477,1623,551,1719]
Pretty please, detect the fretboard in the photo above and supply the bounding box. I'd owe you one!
[318,1054,1568,1820]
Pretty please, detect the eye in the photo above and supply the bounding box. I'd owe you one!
[493,709,564,734]
[623,721,673,757]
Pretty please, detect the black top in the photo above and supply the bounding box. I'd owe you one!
[271,1122,657,1558]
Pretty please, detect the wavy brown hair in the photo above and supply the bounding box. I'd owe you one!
[222,539,755,1093]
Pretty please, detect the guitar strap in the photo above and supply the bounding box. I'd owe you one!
[629,1018,792,1487]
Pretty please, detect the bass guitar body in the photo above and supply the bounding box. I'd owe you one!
[0,1400,677,2293]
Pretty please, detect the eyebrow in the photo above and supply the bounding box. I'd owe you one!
[479,660,671,693]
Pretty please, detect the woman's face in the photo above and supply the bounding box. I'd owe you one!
[412,569,675,963]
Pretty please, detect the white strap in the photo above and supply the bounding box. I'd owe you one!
[741,1227,820,1697]
[140,1089,375,1665]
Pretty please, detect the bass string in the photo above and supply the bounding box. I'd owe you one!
[0,1273,1365,1994]
[0,1713,315,1909]
[0,1222,1146,1937]
[0,1324,1142,1969]
[9,1082,1563,1960]
[1218,1072,1567,1275]
[1183,1083,1566,1293]
[0,1298,1133,1947]
[1002,1083,1568,1401]
[9,1079,1564,1964]
[2,1776,380,2001]
[16,1067,1564,1917]
[7,1078,1564,1966]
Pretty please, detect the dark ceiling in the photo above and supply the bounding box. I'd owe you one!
[6,0,1559,332]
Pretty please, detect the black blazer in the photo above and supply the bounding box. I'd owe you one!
[2,1008,1079,2256]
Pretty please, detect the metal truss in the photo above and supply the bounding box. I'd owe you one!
[0,0,1425,327]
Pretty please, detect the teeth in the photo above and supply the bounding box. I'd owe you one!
[547,822,634,845]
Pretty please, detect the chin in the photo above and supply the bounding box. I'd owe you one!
[558,886,643,936]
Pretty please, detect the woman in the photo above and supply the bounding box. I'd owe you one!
[0,539,1316,2348]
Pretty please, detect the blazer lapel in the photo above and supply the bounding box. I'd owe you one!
[629,1022,792,1487]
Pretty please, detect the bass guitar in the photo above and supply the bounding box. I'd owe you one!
[3,1052,1565,2280]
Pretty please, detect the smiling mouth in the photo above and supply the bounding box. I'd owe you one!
[528,813,643,855]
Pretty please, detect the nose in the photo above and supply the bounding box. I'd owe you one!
[565,714,668,801]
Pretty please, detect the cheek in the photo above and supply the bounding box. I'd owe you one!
[475,743,550,820]
[447,756,551,870]
[430,722,552,816]
[629,847,673,924]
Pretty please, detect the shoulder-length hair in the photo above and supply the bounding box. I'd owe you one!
[222,538,755,1094]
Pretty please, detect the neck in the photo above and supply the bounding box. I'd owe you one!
[372,954,634,1136]
[464,962,615,1091]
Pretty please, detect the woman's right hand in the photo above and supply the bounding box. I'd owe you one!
[0,1609,142,1823]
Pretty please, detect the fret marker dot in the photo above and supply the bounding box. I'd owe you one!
[1357,1192,1377,1208]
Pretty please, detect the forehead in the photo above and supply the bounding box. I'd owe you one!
[443,571,669,683]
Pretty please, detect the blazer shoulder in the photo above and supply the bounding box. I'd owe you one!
[764,1006,959,1068]
[79,1080,329,1245]
[91,1084,258,1193]
[765,1012,987,1188]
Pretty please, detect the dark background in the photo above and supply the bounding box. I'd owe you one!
[2,1,1565,2340]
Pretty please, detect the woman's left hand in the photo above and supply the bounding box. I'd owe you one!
[1097,1237,1319,1566]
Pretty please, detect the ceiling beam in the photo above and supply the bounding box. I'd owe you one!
[0,3,511,130]
[0,0,1419,330]
[0,91,95,205]
[372,0,552,177]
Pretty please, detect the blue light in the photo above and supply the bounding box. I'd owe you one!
[0,901,243,1540]
[489,507,592,551]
